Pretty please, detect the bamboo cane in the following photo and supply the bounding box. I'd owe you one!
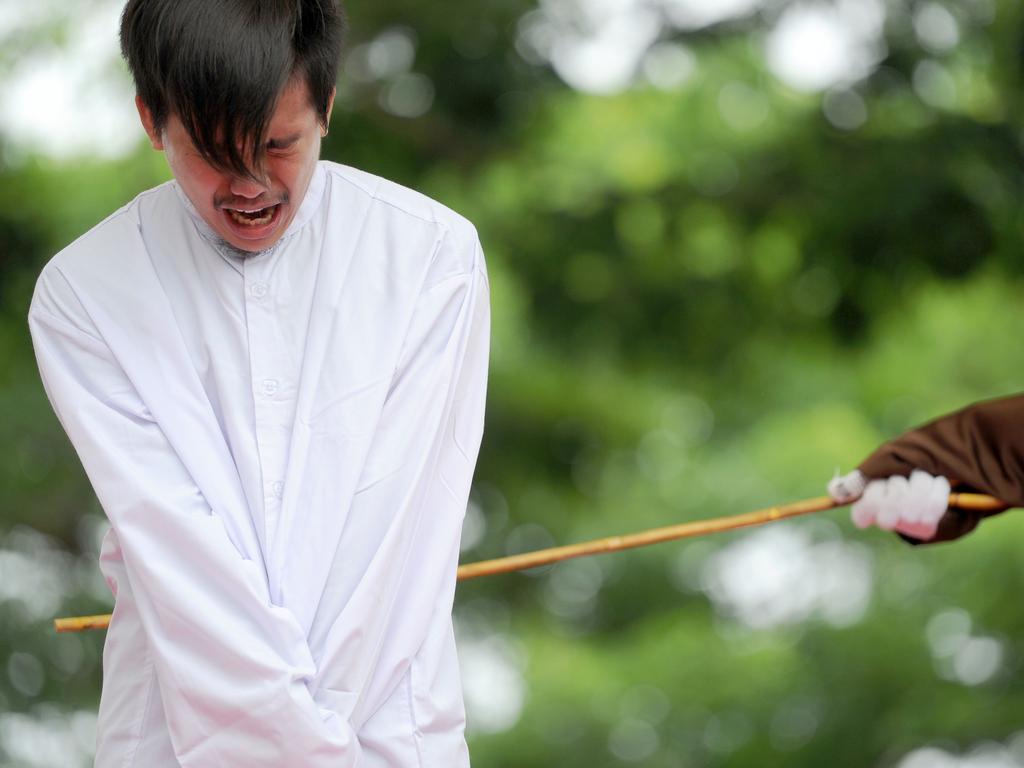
[53,491,1008,633]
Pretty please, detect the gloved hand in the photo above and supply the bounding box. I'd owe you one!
[828,469,951,541]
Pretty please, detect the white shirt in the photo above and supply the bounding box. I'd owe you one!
[28,161,489,767]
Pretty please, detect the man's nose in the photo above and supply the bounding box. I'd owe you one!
[229,174,269,199]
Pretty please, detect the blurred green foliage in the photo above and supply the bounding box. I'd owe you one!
[3,1,1024,766]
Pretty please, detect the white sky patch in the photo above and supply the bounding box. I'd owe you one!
[764,0,888,93]
[0,709,96,768]
[457,630,528,734]
[460,499,487,552]
[378,72,435,119]
[346,27,417,83]
[896,735,1024,768]
[822,88,869,130]
[520,0,888,96]
[518,0,764,94]
[701,524,873,630]
[0,0,142,161]
[914,2,961,54]
[544,0,663,94]
[642,42,698,90]
[0,549,70,622]
[926,608,1006,687]
[0,0,73,40]
[663,0,766,30]
[1,526,112,627]
[542,557,605,619]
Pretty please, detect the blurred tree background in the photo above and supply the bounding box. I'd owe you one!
[3,0,1024,765]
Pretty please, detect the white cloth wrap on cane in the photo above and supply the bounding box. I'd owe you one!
[828,469,950,541]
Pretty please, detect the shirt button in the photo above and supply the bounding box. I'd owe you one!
[271,481,284,499]
[250,282,268,299]
[261,378,280,396]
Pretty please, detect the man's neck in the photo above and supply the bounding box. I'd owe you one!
[214,236,270,261]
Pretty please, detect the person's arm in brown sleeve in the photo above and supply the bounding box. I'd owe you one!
[833,393,1024,544]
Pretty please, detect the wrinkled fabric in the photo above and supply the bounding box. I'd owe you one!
[29,161,489,767]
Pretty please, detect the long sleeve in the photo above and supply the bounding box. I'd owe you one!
[307,234,489,741]
[29,281,361,765]
[858,393,1024,544]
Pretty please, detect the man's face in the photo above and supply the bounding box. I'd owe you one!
[137,78,332,253]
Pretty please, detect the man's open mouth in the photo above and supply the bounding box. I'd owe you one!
[224,204,280,227]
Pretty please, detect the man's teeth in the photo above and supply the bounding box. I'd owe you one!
[226,205,276,226]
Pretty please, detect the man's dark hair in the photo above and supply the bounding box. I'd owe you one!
[120,0,345,180]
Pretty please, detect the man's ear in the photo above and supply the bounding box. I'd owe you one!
[135,95,164,150]
[321,87,336,137]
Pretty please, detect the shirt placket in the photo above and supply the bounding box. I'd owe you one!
[242,259,291,562]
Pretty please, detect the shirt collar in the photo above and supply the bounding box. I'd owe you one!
[172,161,327,260]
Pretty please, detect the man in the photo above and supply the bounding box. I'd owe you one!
[829,394,1022,543]
[28,1,489,765]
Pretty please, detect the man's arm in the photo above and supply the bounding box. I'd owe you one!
[306,229,490,732]
[833,394,1024,543]
[29,281,361,766]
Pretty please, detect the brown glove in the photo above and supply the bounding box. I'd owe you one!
[857,393,1024,543]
